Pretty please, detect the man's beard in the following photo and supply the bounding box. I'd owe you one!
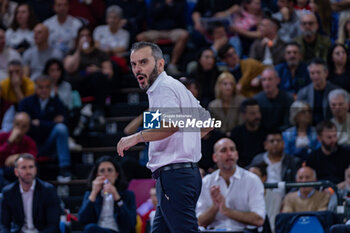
[323,143,338,154]
[302,29,317,38]
[139,64,159,90]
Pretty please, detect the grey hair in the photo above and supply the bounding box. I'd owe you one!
[289,100,311,125]
[328,88,350,104]
[131,42,163,61]
[296,166,317,180]
[262,67,279,78]
[15,153,36,168]
[299,10,317,22]
[35,75,52,84]
[106,5,123,18]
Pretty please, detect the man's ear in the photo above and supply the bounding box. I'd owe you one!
[157,58,165,71]
[212,153,218,163]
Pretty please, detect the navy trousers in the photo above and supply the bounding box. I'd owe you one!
[151,166,202,233]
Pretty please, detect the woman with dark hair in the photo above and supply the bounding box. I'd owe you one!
[64,25,113,122]
[44,58,73,110]
[187,48,220,107]
[327,43,350,92]
[78,156,136,233]
[5,3,37,53]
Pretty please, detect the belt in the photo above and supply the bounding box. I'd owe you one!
[152,162,198,179]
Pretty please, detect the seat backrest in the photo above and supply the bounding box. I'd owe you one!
[275,211,337,233]
[128,179,156,208]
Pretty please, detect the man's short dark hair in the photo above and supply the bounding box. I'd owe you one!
[35,75,52,84]
[131,41,163,61]
[263,16,281,30]
[265,129,282,141]
[208,21,226,35]
[240,98,259,113]
[218,43,234,60]
[285,41,301,50]
[14,153,36,168]
[8,59,22,67]
[308,58,328,71]
[248,162,268,178]
[316,120,336,136]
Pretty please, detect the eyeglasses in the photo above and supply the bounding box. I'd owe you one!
[224,50,237,58]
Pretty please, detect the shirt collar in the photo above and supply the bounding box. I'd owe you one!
[214,166,242,182]
[19,179,36,194]
[298,189,315,199]
[146,71,166,94]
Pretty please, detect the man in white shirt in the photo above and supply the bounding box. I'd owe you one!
[43,0,82,55]
[329,88,350,146]
[117,41,213,233]
[93,5,130,57]
[22,24,63,80]
[0,153,61,232]
[196,138,266,232]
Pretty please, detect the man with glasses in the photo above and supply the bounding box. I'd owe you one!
[218,43,265,97]
[294,11,331,62]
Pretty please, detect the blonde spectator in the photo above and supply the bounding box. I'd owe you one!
[208,72,245,134]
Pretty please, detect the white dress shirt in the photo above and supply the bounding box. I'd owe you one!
[146,71,211,172]
[20,180,39,233]
[196,167,266,231]
[98,193,119,232]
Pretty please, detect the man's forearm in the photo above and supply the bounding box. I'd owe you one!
[198,205,219,227]
[222,208,264,227]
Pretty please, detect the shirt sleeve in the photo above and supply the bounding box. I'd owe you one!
[247,175,266,218]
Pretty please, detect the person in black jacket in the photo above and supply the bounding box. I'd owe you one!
[18,75,71,182]
[78,156,137,233]
[0,153,61,233]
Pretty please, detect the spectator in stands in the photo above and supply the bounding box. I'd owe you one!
[230,0,264,54]
[187,47,220,107]
[0,0,17,29]
[338,166,350,198]
[208,72,245,134]
[5,3,37,54]
[78,155,137,233]
[294,0,311,11]
[250,130,301,183]
[179,77,200,99]
[230,98,266,167]
[282,166,331,212]
[249,16,286,66]
[327,43,350,93]
[253,68,293,131]
[0,27,21,81]
[136,0,189,76]
[283,101,320,160]
[0,153,61,232]
[0,86,11,128]
[309,0,337,38]
[248,162,281,233]
[192,0,240,37]
[94,5,130,57]
[275,42,310,96]
[208,21,242,58]
[196,138,266,231]
[0,60,35,105]
[294,11,331,62]
[272,0,301,43]
[43,0,82,56]
[329,89,350,146]
[307,121,350,184]
[26,0,55,22]
[64,25,113,123]
[337,15,350,48]
[218,43,265,98]
[43,58,73,110]
[18,75,72,182]
[0,112,37,189]
[23,23,63,80]
[105,0,146,44]
[297,58,338,125]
